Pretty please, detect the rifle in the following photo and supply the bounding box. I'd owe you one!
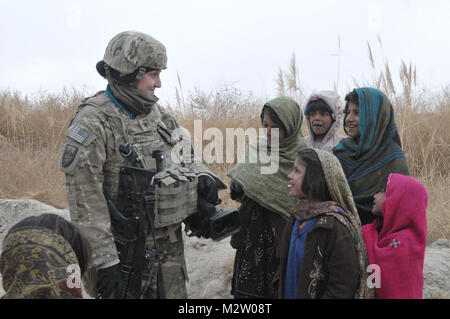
[109,146,165,298]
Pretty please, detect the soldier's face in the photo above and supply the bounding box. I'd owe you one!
[136,70,162,96]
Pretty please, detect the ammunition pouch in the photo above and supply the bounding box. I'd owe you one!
[154,167,198,228]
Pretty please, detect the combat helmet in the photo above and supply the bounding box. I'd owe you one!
[97,31,167,84]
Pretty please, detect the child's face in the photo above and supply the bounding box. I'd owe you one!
[308,111,333,137]
[288,159,307,198]
[372,191,386,216]
[262,113,285,145]
[345,102,360,139]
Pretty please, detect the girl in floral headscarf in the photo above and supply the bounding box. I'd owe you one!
[278,148,373,299]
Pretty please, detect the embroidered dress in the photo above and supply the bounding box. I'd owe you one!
[230,197,286,299]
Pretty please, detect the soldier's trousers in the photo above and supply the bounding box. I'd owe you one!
[142,225,188,299]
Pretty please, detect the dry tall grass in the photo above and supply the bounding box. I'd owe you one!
[0,89,81,208]
[275,45,449,243]
[0,52,448,243]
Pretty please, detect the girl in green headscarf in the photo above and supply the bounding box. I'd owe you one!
[227,96,307,299]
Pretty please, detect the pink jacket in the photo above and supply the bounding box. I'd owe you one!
[362,173,428,299]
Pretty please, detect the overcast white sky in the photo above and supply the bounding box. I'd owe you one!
[0,0,449,104]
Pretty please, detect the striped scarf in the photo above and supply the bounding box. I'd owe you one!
[333,88,409,225]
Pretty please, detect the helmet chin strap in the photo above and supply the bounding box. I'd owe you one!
[103,63,113,85]
[104,63,149,90]
[132,67,147,89]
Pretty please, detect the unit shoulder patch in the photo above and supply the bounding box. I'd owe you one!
[61,144,79,167]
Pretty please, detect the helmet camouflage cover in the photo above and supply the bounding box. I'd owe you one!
[103,31,167,75]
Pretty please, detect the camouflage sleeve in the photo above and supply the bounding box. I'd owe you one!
[156,104,226,190]
[59,108,119,269]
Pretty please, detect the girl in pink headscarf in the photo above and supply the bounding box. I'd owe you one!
[362,173,428,299]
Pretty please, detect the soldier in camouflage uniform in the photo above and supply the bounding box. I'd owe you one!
[59,31,225,299]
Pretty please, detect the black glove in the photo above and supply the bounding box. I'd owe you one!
[197,175,219,204]
[197,196,217,218]
[186,176,220,239]
[184,197,217,239]
[184,213,208,238]
[96,264,123,299]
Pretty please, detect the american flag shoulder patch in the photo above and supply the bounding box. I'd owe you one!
[67,124,91,144]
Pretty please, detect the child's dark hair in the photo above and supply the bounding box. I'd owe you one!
[7,213,92,275]
[305,99,333,118]
[343,90,359,136]
[344,90,359,109]
[296,149,332,201]
[260,105,287,135]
